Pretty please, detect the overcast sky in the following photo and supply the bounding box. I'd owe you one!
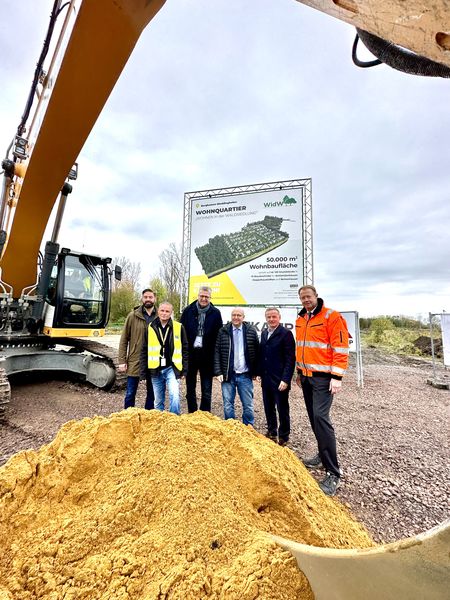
[1,0,449,318]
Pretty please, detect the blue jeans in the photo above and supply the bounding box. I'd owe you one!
[151,367,181,415]
[221,373,254,426]
[124,375,154,410]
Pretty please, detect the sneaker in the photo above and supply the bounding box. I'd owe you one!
[265,432,277,442]
[302,454,323,469]
[319,472,340,496]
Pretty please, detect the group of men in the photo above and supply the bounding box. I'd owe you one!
[118,284,349,496]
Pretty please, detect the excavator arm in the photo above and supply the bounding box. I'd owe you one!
[0,0,166,296]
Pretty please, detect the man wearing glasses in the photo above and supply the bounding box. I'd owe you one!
[180,286,223,412]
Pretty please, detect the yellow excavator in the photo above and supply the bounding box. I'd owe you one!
[0,1,449,596]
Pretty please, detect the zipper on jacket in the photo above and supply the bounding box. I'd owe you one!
[226,328,231,380]
[301,314,309,372]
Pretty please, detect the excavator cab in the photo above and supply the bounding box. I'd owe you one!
[42,249,116,337]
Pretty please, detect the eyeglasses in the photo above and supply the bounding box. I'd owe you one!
[198,295,211,299]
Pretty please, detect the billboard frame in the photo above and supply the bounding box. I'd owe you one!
[181,178,313,307]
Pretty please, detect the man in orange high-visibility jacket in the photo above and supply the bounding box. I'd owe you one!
[295,285,349,496]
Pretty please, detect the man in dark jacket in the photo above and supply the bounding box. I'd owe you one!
[180,286,223,412]
[214,307,259,426]
[259,307,296,446]
[140,302,188,415]
[118,288,157,409]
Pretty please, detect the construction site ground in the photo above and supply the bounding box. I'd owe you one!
[1,338,448,545]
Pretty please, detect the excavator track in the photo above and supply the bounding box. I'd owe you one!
[0,368,12,419]
[0,335,126,392]
[56,337,127,390]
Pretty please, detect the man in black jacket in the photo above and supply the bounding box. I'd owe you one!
[180,286,223,412]
[214,307,259,426]
[259,307,296,446]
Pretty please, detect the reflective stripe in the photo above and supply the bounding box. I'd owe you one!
[331,366,346,375]
[307,341,329,349]
[305,363,332,372]
[324,309,334,319]
[332,346,349,355]
[297,340,330,349]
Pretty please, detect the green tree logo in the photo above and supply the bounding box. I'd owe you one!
[282,195,297,205]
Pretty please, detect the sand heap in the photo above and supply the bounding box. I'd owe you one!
[0,410,373,599]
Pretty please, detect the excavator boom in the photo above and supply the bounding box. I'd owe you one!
[1,0,166,296]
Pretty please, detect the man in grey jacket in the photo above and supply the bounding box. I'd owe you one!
[118,288,157,409]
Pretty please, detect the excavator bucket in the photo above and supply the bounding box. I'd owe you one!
[272,518,450,600]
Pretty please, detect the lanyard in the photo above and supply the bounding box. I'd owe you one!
[158,325,170,355]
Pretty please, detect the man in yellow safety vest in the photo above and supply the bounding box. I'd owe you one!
[140,301,188,414]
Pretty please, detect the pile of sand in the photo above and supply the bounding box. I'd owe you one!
[0,410,373,599]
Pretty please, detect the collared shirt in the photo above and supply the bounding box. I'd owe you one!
[142,306,155,325]
[233,326,248,373]
[267,324,279,339]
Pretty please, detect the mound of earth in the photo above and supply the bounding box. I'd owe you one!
[0,410,373,599]
[413,335,443,358]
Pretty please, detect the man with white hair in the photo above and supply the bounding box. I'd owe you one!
[214,307,259,426]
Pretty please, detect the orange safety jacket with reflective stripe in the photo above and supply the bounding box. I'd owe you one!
[295,298,349,379]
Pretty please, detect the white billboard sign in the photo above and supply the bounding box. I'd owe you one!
[188,187,304,305]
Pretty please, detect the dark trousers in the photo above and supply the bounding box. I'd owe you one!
[124,374,154,410]
[185,349,213,412]
[262,385,290,442]
[301,375,340,477]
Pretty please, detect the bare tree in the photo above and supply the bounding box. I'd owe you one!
[112,256,142,292]
[157,243,184,317]
[158,243,182,294]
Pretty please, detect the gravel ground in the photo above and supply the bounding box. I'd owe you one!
[1,344,448,544]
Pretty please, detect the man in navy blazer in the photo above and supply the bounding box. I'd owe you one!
[259,307,296,445]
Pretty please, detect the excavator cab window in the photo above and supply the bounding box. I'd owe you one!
[52,252,110,329]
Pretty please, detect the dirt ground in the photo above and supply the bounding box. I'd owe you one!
[1,341,448,545]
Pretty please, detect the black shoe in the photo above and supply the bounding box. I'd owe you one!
[319,472,340,496]
[265,432,277,442]
[278,439,288,447]
[302,454,323,469]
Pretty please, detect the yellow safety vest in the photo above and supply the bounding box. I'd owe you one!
[147,321,183,371]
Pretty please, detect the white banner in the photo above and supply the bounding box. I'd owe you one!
[189,187,304,305]
[341,311,360,353]
[441,314,450,366]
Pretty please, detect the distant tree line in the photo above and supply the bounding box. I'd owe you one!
[359,316,431,331]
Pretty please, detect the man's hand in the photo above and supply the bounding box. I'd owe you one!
[278,381,288,392]
[216,375,224,383]
[329,379,342,394]
[118,363,127,373]
[255,376,261,384]
[295,374,301,387]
